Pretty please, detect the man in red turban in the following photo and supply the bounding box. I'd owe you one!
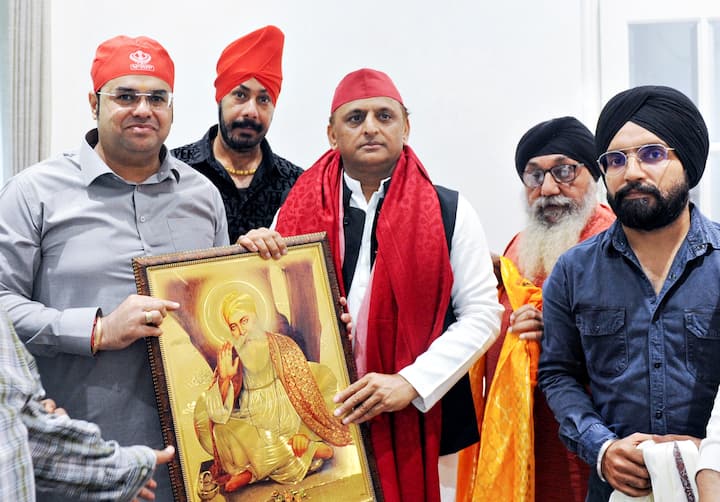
[173,25,303,244]
[267,68,503,502]
[0,34,229,502]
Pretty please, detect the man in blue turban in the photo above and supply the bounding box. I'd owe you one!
[538,85,717,501]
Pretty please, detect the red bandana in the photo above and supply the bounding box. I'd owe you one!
[91,35,174,91]
[331,68,403,113]
[276,146,453,502]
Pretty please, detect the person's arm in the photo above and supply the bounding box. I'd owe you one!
[26,400,171,502]
[0,174,102,356]
[332,196,502,424]
[0,308,171,502]
[537,256,616,466]
[697,385,720,501]
[698,470,720,501]
[397,195,503,411]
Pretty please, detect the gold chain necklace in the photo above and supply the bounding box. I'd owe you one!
[225,165,258,176]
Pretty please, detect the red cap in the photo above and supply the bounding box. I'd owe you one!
[91,35,175,92]
[331,68,404,113]
[214,26,284,104]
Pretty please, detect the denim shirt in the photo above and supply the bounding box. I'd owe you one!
[539,205,720,488]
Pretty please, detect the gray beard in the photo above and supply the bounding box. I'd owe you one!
[517,187,598,282]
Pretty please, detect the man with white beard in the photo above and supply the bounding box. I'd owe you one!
[458,116,614,502]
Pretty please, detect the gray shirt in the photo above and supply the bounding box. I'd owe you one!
[0,129,229,501]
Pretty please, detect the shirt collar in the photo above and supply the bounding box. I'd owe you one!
[79,128,179,186]
[342,171,391,202]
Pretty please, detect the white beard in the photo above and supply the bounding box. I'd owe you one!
[517,187,598,282]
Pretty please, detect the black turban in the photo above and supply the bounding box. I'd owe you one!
[595,85,709,188]
[515,116,600,181]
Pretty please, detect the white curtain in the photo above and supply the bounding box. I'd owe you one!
[8,0,50,174]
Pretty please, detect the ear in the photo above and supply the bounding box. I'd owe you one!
[88,91,98,120]
[402,116,410,145]
[327,123,338,149]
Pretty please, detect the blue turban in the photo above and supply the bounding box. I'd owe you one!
[595,85,709,188]
[515,116,600,180]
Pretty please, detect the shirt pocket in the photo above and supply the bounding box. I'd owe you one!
[167,217,215,253]
[577,308,628,378]
[684,309,720,385]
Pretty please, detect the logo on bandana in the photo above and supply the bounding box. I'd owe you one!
[128,50,155,72]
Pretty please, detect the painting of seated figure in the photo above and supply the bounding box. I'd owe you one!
[133,233,380,502]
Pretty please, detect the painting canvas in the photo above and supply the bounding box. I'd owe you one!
[133,233,380,502]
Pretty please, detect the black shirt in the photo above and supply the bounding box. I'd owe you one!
[172,125,303,242]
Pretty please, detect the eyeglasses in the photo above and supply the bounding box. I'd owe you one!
[97,90,173,109]
[522,163,583,189]
[597,144,675,177]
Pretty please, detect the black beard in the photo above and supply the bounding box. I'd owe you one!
[217,107,265,151]
[607,179,689,230]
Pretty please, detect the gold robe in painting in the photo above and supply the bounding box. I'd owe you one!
[194,332,351,484]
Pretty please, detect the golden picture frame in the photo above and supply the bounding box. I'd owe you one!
[132,233,381,502]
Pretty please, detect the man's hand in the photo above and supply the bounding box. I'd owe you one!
[509,304,544,341]
[339,297,352,339]
[289,434,310,457]
[491,252,502,285]
[601,433,654,497]
[217,342,239,381]
[99,295,180,351]
[333,373,419,425]
[132,445,175,502]
[236,228,287,260]
[40,398,67,416]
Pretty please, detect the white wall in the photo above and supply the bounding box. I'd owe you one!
[50,0,596,251]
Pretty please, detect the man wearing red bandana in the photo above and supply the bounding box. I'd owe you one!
[272,68,503,502]
[173,26,303,244]
[0,35,228,502]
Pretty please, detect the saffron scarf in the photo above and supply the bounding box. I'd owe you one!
[457,204,615,501]
[276,145,453,502]
[469,256,542,500]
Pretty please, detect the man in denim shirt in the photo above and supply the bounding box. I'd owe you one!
[539,85,718,502]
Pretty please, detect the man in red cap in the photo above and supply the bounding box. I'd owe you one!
[0,35,228,501]
[269,68,503,502]
[173,25,303,244]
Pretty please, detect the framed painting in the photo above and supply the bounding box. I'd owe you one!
[132,233,381,502]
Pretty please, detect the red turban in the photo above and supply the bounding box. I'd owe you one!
[331,68,404,113]
[91,35,174,92]
[214,26,284,104]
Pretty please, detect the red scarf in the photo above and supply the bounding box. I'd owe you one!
[276,146,453,502]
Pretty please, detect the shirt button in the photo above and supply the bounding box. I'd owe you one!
[655,411,663,419]
[140,216,147,223]
[653,362,661,369]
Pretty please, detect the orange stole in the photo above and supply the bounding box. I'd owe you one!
[458,257,542,501]
[267,333,352,446]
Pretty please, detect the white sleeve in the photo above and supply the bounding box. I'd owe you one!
[698,385,720,473]
[398,194,502,411]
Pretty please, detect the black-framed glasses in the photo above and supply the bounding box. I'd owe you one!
[522,163,583,189]
[597,144,675,177]
[97,90,173,109]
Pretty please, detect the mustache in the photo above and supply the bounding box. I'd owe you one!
[614,181,661,202]
[533,194,575,210]
[229,119,262,133]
